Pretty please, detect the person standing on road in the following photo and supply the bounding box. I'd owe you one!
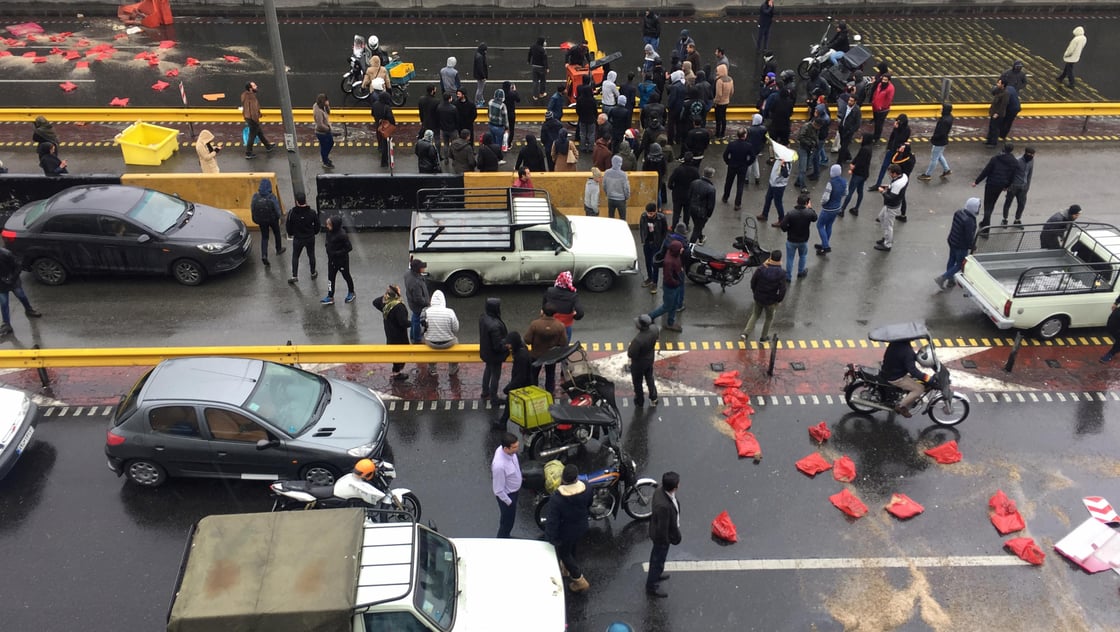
[421,290,460,376]
[601,71,620,115]
[321,216,355,306]
[503,81,521,141]
[576,76,599,152]
[934,197,979,291]
[477,132,502,172]
[643,143,668,208]
[285,192,319,284]
[371,81,395,168]
[544,271,584,341]
[404,259,430,344]
[496,331,533,427]
[440,56,461,95]
[646,471,681,599]
[603,155,632,220]
[449,129,477,174]
[870,74,895,143]
[647,241,685,333]
[241,81,273,159]
[584,167,603,216]
[757,0,775,51]
[547,464,595,594]
[473,43,490,107]
[842,133,874,216]
[711,64,734,139]
[1056,26,1087,89]
[1099,296,1120,363]
[1001,147,1035,227]
[780,192,817,281]
[415,130,441,174]
[525,305,568,393]
[1000,83,1021,141]
[418,85,441,144]
[0,247,42,337]
[668,151,700,230]
[759,157,790,226]
[874,164,908,252]
[528,37,549,99]
[871,114,909,189]
[643,9,661,51]
[971,142,1021,237]
[836,93,861,165]
[479,298,509,406]
[250,178,285,267]
[487,89,509,155]
[541,111,563,170]
[688,167,717,245]
[437,92,460,163]
[313,94,335,169]
[516,134,548,173]
[629,314,660,407]
[195,129,221,173]
[1001,60,1027,94]
[372,285,411,381]
[640,203,669,293]
[984,79,1009,148]
[746,114,767,186]
[918,104,954,181]
[816,164,846,255]
[740,250,786,343]
[795,118,821,189]
[491,433,523,539]
[722,128,755,210]
[455,89,478,143]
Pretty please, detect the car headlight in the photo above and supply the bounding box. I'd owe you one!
[348,442,376,457]
[196,242,230,253]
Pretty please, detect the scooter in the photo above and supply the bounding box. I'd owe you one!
[686,217,767,289]
[269,461,422,522]
[843,322,971,426]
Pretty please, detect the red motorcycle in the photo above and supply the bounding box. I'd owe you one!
[686,217,768,289]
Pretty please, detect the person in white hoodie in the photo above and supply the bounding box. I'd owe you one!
[440,57,460,94]
[601,70,620,114]
[422,290,460,376]
[1056,26,1087,88]
[601,155,631,220]
[584,167,603,216]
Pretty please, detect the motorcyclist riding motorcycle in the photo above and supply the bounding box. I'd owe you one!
[333,458,391,506]
[367,35,389,66]
[352,35,371,74]
[880,340,932,418]
[823,22,851,65]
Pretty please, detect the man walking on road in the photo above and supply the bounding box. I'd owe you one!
[1056,26,1087,88]
[688,167,717,245]
[647,241,685,332]
[934,197,979,291]
[629,314,660,407]
[640,203,668,292]
[816,164,846,255]
[528,37,549,99]
[874,164,908,252]
[474,43,490,107]
[984,79,1009,148]
[740,250,786,343]
[250,178,285,266]
[971,143,1021,237]
[241,81,273,159]
[780,192,817,280]
[0,247,42,337]
[918,104,954,181]
[1001,147,1035,227]
[286,192,319,283]
[722,128,755,210]
[646,471,682,598]
[603,155,632,220]
[491,433,522,539]
[404,259,430,344]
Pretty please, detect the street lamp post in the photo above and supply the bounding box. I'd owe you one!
[262,0,305,201]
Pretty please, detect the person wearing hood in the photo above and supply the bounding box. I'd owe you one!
[415,129,441,173]
[617,138,638,171]
[1001,147,1035,227]
[540,111,563,170]
[528,37,549,99]
[250,178,284,266]
[642,142,668,207]
[647,240,684,332]
[607,95,631,153]
[687,167,717,245]
[421,290,460,376]
[665,70,686,147]
[583,167,603,216]
[321,216,355,306]
[1000,81,1021,141]
[576,75,599,152]
[629,314,660,407]
[495,332,533,426]
[479,297,509,405]
[668,151,700,229]
[674,29,695,65]
[477,132,502,172]
[815,164,847,254]
[194,129,221,173]
[566,39,590,67]
[768,86,795,146]
[681,61,696,87]
[525,304,568,392]
[449,129,477,174]
[984,78,1010,148]
[872,113,910,188]
[842,133,874,216]
[602,155,632,220]
[740,249,786,343]
[487,88,509,155]
[551,129,577,172]
[919,103,954,181]
[638,71,658,108]
[474,43,490,106]
[437,92,460,161]
[643,9,661,50]
[694,70,713,122]
[454,89,478,143]
[544,271,584,340]
[370,80,395,168]
[32,115,60,149]
[592,132,613,172]
[372,284,411,381]
[404,258,430,343]
[440,56,461,94]
[546,464,595,594]
[516,133,548,173]
[757,0,775,51]
[312,94,334,169]
[712,64,734,138]
[643,45,661,76]
[362,53,390,93]
[934,197,980,291]
[1000,60,1027,94]
[601,70,620,114]
[746,113,767,186]
[503,81,521,138]
[285,191,320,283]
[1056,26,1086,88]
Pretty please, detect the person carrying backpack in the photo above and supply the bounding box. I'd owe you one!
[250,178,285,266]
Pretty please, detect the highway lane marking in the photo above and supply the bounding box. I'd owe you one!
[646,556,1030,572]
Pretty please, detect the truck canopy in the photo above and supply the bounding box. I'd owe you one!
[410,187,555,252]
[167,509,364,632]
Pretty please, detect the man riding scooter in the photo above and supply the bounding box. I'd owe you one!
[880,339,930,418]
[334,458,389,506]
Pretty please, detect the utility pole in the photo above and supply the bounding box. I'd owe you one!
[262,0,305,200]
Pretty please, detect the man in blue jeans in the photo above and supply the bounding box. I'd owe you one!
[0,247,42,337]
[935,197,979,290]
[815,164,847,255]
[403,258,430,343]
[780,192,817,281]
[647,241,684,332]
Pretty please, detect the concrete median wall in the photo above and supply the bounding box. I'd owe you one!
[120,172,282,229]
[464,171,658,226]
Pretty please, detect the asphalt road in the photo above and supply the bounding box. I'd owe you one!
[2,392,1118,632]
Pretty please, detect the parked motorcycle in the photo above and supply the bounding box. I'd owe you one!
[269,460,422,523]
[523,342,621,461]
[686,217,768,289]
[843,322,971,426]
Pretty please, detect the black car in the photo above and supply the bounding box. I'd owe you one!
[1,185,252,286]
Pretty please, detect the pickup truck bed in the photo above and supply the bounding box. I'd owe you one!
[970,250,1082,293]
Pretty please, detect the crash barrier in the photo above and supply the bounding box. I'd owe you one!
[464,171,657,227]
[316,173,463,229]
[120,172,281,229]
[0,173,123,216]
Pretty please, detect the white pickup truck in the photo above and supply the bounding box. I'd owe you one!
[409,187,639,298]
[955,222,1120,339]
[166,509,566,632]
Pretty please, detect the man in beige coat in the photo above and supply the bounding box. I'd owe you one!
[194,129,220,173]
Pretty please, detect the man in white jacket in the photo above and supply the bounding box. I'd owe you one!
[422,290,460,375]
[1056,26,1087,88]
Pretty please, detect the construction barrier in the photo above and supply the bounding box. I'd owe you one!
[317,173,463,229]
[120,172,281,228]
[464,171,657,226]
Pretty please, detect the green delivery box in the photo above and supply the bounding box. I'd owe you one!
[508,386,554,430]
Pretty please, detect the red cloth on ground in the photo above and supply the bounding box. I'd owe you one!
[809,421,831,444]
[735,430,761,458]
[796,453,832,477]
[924,440,962,464]
[832,456,856,483]
[989,490,1026,535]
[884,493,924,519]
[725,410,751,432]
[1004,537,1045,565]
[711,510,738,542]
[830,489,869,518]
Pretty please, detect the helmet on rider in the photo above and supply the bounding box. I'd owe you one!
[368,35,380,50]
[916,345,936,369]
[353,458,377,480]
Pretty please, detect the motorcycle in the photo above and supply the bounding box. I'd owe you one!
[340,37,413,106]
[843,321,971,426]
[686,216,768,289]
[797,17,863,79]
[529,425,658,530]
[269,460,422,523]
[523,342,621,461]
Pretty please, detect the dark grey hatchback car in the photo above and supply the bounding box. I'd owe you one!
[106,357,389,488]
[1,184,251,286]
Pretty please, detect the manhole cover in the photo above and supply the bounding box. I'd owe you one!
[960,359,977,369]
[1045,359,1062,369]
[710,362,725,372]
[790,361,806,371]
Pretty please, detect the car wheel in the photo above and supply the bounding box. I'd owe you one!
[301,464,339,486]
[1033,315,1067,340]
[171,259,206,286]
[32,257,68,286]
[581,268,614,293]
[446,271,481,298]
[125,459,167,487]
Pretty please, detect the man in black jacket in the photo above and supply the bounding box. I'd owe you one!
[919,103,954,180]
[722,128,756,210]
[740,250,786,342]
[527,37,549,98]
[642,9,661,50]
[640,203,669,290]
[688,167,717,245]
[436,92,460,164]
[646,471,682,598]
[417,85,440,142]
[478,298,509,406]
[0,247,42,337]
[454,89,478,143]
[837,93,862,164]
[971,142,1022,236]
[667,151,700,230]
[780,192,818,280]
[285,192,320,284]
[629,314,660,407]
[473,43,490,106]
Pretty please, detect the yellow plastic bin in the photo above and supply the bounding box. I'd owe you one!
[114,122,180,166]
[508,386,554,430]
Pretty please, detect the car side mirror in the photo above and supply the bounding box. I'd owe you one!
[137,234,150,244]
[554,246,563,255]
[256,439,278,451]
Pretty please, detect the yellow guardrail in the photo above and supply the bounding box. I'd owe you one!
[2,102,1117,126]
[0,344,484,369]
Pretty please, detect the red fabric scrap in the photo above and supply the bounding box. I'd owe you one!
[924,440,962,464]
[223,55,241,63]
[74,61,89,69]
[725,410,752,432]
[1004,537,1045,566]
[158,40,176,49]
[988,490,1026,535]
[6,23,45,37]
[96,53,112,62]
[63,50,80,60]
[109,97,130,107]
[796,453,832,477]
[59,81,78,93]
[186,57,199,66]
[832,455,856,483]
[21,51,37,58]
[722,388,750,408]
[50,46,62,54]
[58,32,73,38]
[152,80,170,91]
[711,511,738,543]
[714,370,742,388]
[735,429,760,458]
[808,421,831,444]
[114,33,128,40]
[31,56,46,63]
[148,57,160,67]
[0,51,10,58]
[165,68,179,77]
[830,489,869,518]
[75,39,90,48]
[884,493,924,519]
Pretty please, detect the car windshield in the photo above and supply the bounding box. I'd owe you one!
[550,210,572,249]
[21,200,48,227]
[413,528,457,631]
[241,362,328,435]
[127,190,189,233]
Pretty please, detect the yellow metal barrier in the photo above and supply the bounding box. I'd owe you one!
[464,171,658,226]
[0,344,484,369]
[120,172,282,229]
